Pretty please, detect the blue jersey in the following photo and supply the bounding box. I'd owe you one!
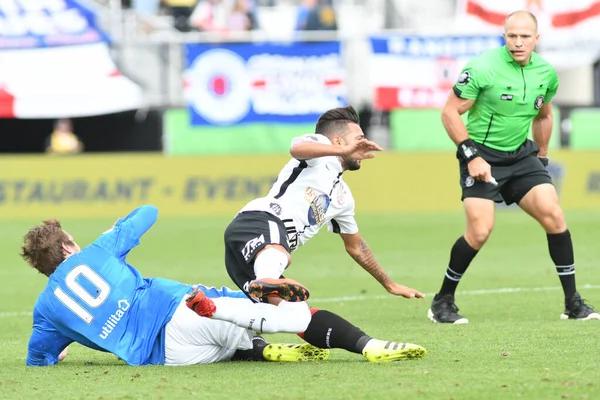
[26,205,191,366]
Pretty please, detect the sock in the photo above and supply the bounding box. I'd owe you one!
[438,236,479,297]
[547,230,576,300]
[232,336,268,362]
[298,309,371,354]
[253,248,288,279]
[211,297,311,333]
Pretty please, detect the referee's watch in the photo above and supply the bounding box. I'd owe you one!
[457,139,479,163]
[539,156,549,167]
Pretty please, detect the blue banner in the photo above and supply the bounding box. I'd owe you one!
[184,41,346,126]
[0,0,108,49]
[369,34,504,57]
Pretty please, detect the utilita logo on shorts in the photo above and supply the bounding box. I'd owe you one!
[242,234,265,261]
[99,299,130,340]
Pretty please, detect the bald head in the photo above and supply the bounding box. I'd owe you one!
[505,10,538,33]
[503,10,540,65]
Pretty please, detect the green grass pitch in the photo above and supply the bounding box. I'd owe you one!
[1,210,599,400]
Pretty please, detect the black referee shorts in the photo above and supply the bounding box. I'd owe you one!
[458,139,553,205]
[223,211,291,301]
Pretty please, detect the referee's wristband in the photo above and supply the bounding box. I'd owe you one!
[457,139,479,163]
[539,156,549,167]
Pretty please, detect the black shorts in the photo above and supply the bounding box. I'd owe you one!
[458,139,553,205]
[224,211,291,301]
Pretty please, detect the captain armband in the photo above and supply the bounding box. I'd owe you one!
[457,139,479,163]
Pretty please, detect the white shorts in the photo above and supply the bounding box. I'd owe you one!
[164,300,254,366]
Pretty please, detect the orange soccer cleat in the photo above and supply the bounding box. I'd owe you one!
[185,288,217,318]
[248,278,310,302]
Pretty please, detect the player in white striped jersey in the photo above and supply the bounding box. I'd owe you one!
[222,106,427,362]
[239,131,359,252]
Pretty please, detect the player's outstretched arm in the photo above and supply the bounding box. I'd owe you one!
[291,138,381,161]
[291,140,344,160]
[340,232,424,299]
[97,205,159,258]
[118,205,159,240]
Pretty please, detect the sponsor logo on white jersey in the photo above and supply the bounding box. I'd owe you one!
[305,188,330,226]
[238,135,357,249]
[335,182,347,206]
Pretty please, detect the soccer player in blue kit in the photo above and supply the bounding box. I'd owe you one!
[21,205,329,366]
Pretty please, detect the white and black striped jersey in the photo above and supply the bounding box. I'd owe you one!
[239,133,358,252]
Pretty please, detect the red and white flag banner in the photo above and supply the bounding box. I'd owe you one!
[457,0,600,69]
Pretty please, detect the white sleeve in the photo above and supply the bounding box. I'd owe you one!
[327,213,359,235]
[290,134,331,167]
[327,195,358,235]
[290,134,330,147]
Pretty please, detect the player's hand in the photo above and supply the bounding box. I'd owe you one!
[341,140,383,160]
[58,346,69,362]
[467,157,492,182]
[385,282,425,299]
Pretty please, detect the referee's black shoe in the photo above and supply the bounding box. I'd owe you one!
[560,292,600,320]
[427,293,469,324]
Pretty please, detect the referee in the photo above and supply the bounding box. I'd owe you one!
[427,10,599,323]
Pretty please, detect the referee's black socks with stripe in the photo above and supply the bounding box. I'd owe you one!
[438,236,479,297]
[435,231,576,301]
[547,229,577,300]
[301,310,371,354]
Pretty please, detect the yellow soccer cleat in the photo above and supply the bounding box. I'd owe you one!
[263,343,330,362]
[362,339,427,363]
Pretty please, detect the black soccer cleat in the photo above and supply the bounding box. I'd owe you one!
[427,293,469,324]
[560,292,600,320]
[248,278,310,302]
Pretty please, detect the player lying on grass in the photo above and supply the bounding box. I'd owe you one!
[20,205,329,366]
[21,205,425,366]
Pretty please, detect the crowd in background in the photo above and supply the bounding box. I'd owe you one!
[122,0,338,32]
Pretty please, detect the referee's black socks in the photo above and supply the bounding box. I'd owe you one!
[438,236,479,297]
[547,229,576,300]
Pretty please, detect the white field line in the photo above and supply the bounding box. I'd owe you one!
[309,283,600,303]
[0,311,33,318]
[2,284,599,318]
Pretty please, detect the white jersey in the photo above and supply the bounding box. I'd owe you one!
[239,134,358,251]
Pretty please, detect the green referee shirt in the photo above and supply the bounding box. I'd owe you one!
[453,45,559,152]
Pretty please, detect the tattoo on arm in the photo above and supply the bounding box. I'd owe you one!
[349,239,392,287]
